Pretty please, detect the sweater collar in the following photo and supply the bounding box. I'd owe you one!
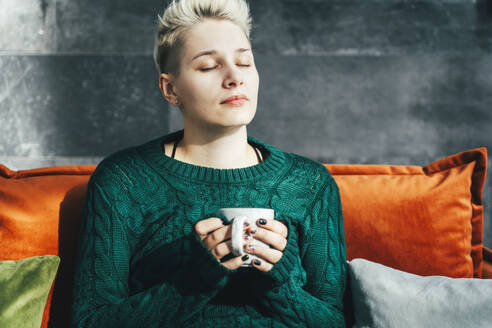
[137,129,288,183]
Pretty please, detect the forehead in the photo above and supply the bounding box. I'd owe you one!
[182,19,251,61]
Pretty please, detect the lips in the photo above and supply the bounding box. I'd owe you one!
[221,95,248,104]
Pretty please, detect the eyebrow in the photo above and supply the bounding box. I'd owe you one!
[191,48,251,62]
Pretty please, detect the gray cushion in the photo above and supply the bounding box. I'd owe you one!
[347,258,492,328]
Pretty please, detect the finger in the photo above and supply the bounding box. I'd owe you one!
[256,218,288,239]
[210,240,234,261]
[221,253,251,270]
[194,217,225,238]
[251,257,274,272]
[244,242,283,264]
[204,224,249,250]
[250,226,287,251]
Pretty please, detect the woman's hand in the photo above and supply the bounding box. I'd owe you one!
[244,218,289,272]
[194,217,250,270]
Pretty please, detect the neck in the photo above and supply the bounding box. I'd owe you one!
[175,124,259,169]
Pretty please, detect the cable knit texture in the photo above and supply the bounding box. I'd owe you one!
[70,129,347,328]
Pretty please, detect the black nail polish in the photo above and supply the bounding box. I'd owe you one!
[250,228,257,234]
[242,254,250,261]
[254,259,261,265]
[258,218,267,225]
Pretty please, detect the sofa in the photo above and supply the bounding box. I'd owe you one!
[0,147,491,328]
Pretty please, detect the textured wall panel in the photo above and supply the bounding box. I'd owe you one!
[0,0,56,53]
[249,0,492,55]
[0,55,168,156]
[55,0,164,54]
[3,0,490,55]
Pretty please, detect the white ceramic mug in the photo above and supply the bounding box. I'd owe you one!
[217,208,275,267]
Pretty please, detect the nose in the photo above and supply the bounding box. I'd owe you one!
[222,64,244,88]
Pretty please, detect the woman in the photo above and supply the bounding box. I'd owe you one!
[70,0,348,327]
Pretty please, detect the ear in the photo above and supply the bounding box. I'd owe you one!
[158,73,179,106]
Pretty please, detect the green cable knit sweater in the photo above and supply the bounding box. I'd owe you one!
[70,129,348,328]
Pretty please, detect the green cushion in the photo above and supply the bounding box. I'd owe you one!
[0,255,60,328]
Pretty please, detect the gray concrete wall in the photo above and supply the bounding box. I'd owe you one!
[1,0,491,247]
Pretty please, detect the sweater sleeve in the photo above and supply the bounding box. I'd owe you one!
[70,174,232,328]
[249,177,348,328]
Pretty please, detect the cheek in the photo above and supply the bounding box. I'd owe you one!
[247,70,260,93]
[182,79,213,103]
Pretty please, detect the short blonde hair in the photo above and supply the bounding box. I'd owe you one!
[153,0,253,76]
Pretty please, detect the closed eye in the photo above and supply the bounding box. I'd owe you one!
[199,64,251,72]
[200,66,217,71]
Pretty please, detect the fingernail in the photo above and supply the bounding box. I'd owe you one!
[249,228,257,234]
[254,259,261,265]
[242,254,249,261]
[258,218,267,225]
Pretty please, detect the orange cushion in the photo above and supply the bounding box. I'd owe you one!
[0,164,96,328]
[484,247,492,279]
[325,147,487,278]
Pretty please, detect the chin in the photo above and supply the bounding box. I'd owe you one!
[219,120,254,128]
[207,105,255,125]
[219,109,255,122]
[213,116,255,129]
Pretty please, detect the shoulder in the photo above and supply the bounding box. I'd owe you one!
[88,141,150,192]
[283,151,337,191]
[284,154,343,224]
